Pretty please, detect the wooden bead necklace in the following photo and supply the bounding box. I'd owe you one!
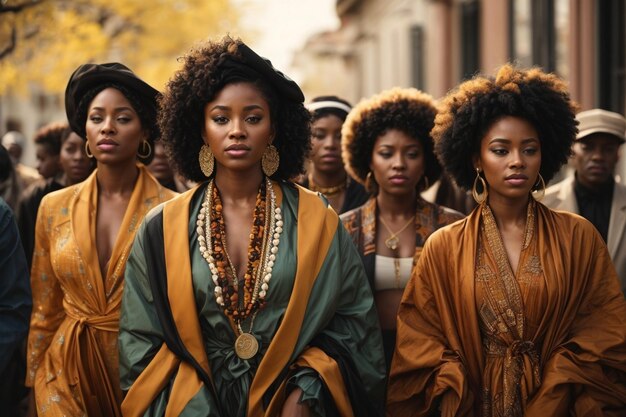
[196,177,282,359]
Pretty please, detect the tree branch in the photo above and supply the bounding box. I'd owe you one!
[0,0,45,14]
[0,25,16,60]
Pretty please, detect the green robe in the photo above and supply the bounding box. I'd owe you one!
[119,182,386,416]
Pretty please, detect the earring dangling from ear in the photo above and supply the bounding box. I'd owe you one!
[262,144,279,176]
[199,144,215,177]
[472,168,488,204]
[531,173,546,201]
[365,171,378,194]
[137,140,152,159]
[85,142,94,159]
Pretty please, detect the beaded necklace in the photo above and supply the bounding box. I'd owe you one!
[308,172,347,196]
[196,177,283,359]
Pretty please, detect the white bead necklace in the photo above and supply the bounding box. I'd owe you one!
[196,177,283,310]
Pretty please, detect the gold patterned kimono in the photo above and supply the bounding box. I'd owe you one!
[388,200,626,417]
[26,165,176,417]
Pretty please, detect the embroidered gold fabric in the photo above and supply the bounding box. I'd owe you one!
[476,200,544,417]
[26,166,176,416]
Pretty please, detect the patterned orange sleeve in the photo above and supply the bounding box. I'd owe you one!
[25,196,65,387]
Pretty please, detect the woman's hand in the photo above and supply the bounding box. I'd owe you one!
[280,388,311,417]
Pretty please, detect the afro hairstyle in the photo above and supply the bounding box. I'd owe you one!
[158,36,311,183]
[432,64,579,190]
[341,87,441,191]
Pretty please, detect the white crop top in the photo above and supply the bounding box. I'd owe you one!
[374,255,414,290]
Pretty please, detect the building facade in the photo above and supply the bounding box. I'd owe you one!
[293,0,626,180]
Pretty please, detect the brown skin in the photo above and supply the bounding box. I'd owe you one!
[370,129,423,330]
[473,116,541,273]
[85,87,145,277]
[309,114,347,210]
[147,141,175,184]
[34,143,62,179]
[571,133,621,189]
[60,132,93,185]
[202,81,309,414]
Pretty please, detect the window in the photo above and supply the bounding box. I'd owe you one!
[410,25,424,89]
[597,0,625,114]
[460,0,480,80]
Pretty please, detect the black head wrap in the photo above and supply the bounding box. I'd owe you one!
[65,62,160,139]
[306,96,353,122]
[215,43,304,103]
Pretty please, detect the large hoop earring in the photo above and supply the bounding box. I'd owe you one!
[199,144,215,177]
[137,140,152,159]
[472,168,488,204]
[262,144,279,176]
[531,173,546,201]
[365,171,378,194]
[85,141,94,159]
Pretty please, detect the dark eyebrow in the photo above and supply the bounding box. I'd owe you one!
[208,104,265,112]
[489,137,538,144]
[89,106,135,112]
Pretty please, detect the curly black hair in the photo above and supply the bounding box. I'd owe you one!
[159,36,311,183]
[342,87,441,193]
[432,64,579,190]
[75,82,158,165]
[33,121,68,155]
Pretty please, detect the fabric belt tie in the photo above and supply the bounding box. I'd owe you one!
[64,308,122,417]
[501,340,541,417]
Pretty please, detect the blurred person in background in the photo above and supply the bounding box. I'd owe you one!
[32,122,65,180]
[1,130,41,193]
[147,140,178,191]
[26,62,176,417]
[421,172,476,215]
[0,144,20,210]
[302,96,368,213]
[0,197,32,417]
[17,123,94,268]
[388,65,626,417]
[544,108,626,297]
[340,87,464,373]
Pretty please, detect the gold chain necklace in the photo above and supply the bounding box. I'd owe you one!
[308,173,347,196]
[378,215,415,251]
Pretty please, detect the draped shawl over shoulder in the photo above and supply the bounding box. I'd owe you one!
[119,181,386,417]
[26,165,176,417]
[387,202,626,417]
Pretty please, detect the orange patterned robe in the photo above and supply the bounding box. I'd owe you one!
[388,201,626,417]
[26,165,176,417]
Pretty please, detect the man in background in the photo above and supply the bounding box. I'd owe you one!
[544,109,626,296]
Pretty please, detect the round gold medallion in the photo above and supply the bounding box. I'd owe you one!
[234,332,259,360]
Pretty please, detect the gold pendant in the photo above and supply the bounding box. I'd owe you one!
[385,235,399,250]
[235,332,259,360]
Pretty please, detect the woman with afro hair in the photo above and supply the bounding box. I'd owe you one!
[118,36,385,417]
[387,65,626,416]
[340,87,464,373]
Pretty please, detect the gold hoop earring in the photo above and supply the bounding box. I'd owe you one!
[85,141,94,159]
[472,168,488,204]
[137,140,152,159]
[365,171,377,194]
[199,144,215,177]
[262,144,279,176]
[532,173,546,201]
